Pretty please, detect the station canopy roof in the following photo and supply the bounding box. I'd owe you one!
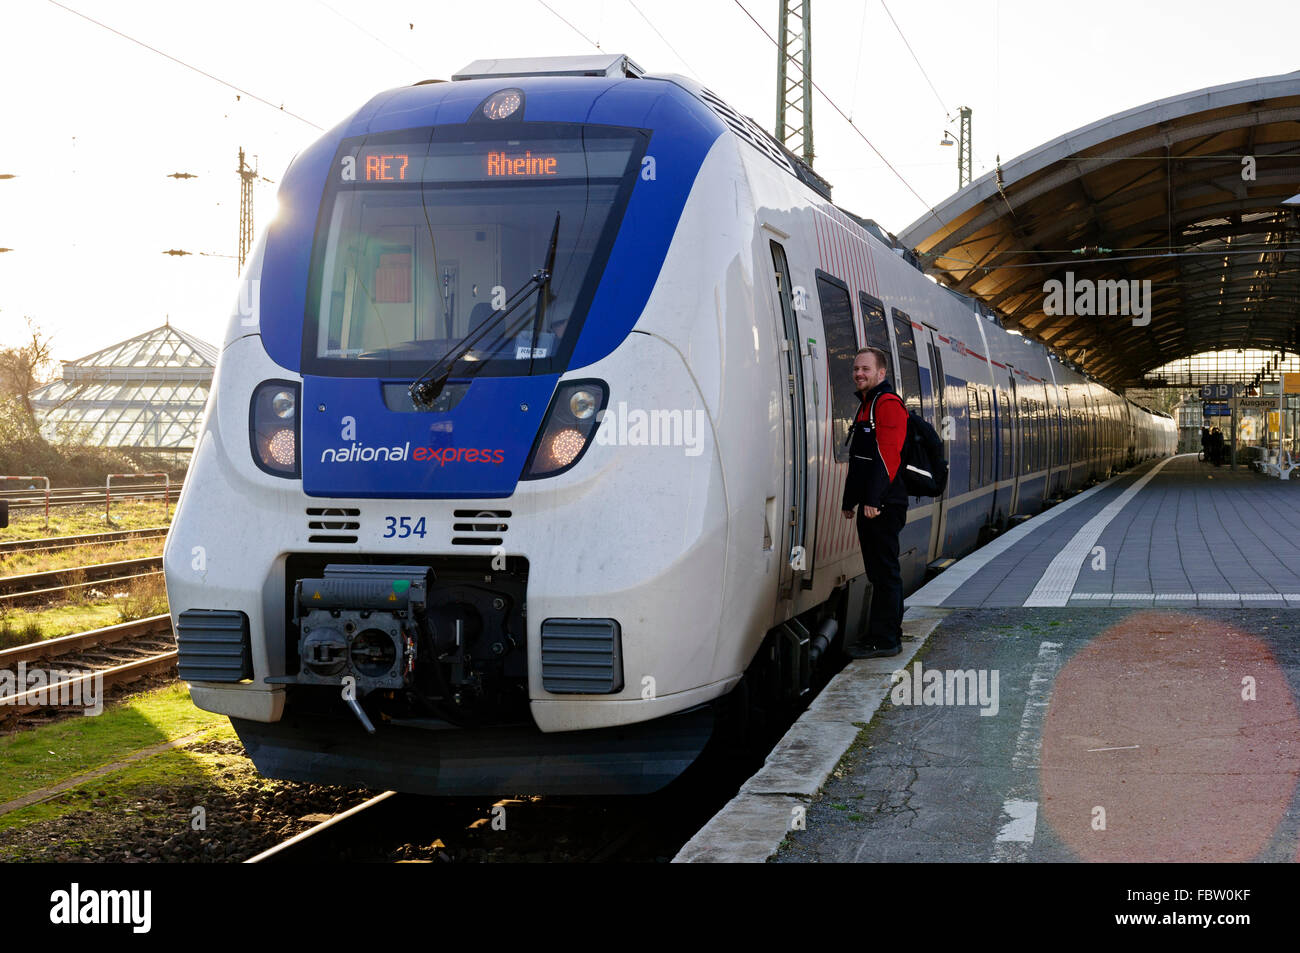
[898,72,1300,389]
[29,323,217,450]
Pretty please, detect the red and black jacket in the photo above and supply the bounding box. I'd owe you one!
[842,379,910,510]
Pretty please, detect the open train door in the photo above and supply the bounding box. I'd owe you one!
[768,239,815,599]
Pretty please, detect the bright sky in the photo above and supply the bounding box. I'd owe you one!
[2,0,1296,366]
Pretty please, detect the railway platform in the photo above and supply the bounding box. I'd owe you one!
[677,453,1300,862]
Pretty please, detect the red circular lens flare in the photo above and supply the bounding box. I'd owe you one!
[548,428,585,468]
[1039,611,1300,862]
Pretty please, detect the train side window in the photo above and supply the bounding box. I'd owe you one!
[815,272,859,463]
[1039,401,1048,470]
[977,382,987,483]
[858,294,893,371]
[1045,400,1055,465]
[968,384,982,488]
[999,391,1012,480]
[1021,397,1032,475]
[1029,395,1040,470]
[890,309,922,415]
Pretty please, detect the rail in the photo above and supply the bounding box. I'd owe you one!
[0,614,172,668]
[0,651,178,720]
[106,472,170,522]
[0,526,169,556]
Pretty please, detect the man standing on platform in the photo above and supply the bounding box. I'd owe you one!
[841,346,910,659]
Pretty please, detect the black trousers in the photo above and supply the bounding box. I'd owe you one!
[856,503,907,647]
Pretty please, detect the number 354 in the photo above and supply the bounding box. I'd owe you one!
[383,516,427,539]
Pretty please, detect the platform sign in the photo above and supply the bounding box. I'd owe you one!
[1200,383,1235,400]
[1284,373,1300,395]
[1203,402,1230,416]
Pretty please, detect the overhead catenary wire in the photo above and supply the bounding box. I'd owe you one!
[729,0,945,230]
[43,0,325,130]
[625,0,702,81]
[535,0,602,51]
[314,0,431,74]
[878,0,950,120]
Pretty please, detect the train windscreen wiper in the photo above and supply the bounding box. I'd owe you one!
[409,212,561,408]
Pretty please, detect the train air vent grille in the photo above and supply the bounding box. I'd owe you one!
[698,88,797,175]
[451,509,509,546]
[541,619,624,694]
[306,507,360,543]
[176,609,252,683]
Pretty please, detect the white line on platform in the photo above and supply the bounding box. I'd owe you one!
[991,640,1063,863]
[907,463,1159,608]
[995,800,1038,843]
[1071,592,1299,602]
[1023,455,1181,607]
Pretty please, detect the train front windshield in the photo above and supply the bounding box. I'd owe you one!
[304,122,647,378]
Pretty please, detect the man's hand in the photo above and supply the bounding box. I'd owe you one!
[863,505,880,519]
[842,508,854,520]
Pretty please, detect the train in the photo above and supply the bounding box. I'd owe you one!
[163,53,1176,795]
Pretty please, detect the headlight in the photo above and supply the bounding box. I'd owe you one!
[272,389,296,419]
[521,379,608,480]
[250,380,301,478]
[568,389,597,420]
[547,428,587,468]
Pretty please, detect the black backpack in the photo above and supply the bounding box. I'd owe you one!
[870,395,949,498]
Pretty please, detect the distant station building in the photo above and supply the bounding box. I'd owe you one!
[1172,396,1204,453]
[28,322,217,458]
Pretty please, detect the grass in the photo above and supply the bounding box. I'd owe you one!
[0,536,165,578]
[0,603,132,648]
[0,574,170,649]
[113,573,169,623]
[0,723,246,836]
[0,682,229,814]
[0,618,43,650]
[0,500,172,543]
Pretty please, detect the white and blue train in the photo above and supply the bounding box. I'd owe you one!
[164,54,1176,795]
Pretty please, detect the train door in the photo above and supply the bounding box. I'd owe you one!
[769,241,813,598]
[1004,374,1019,513]
[922,327,949,562]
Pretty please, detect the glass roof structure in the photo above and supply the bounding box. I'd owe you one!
[1143,348,1300,387]
[29,323,217,450]
[897,72,1300,388]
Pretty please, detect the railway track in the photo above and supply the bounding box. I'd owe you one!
[0,557,164,608]
[0,614,177,721]
[0,614,173,667]
[244,791,401,863]
[1,483,182,511]
[243,791,689,863]
[0,527,169,557]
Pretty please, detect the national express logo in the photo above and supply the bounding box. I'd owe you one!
[320,417,504,466]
